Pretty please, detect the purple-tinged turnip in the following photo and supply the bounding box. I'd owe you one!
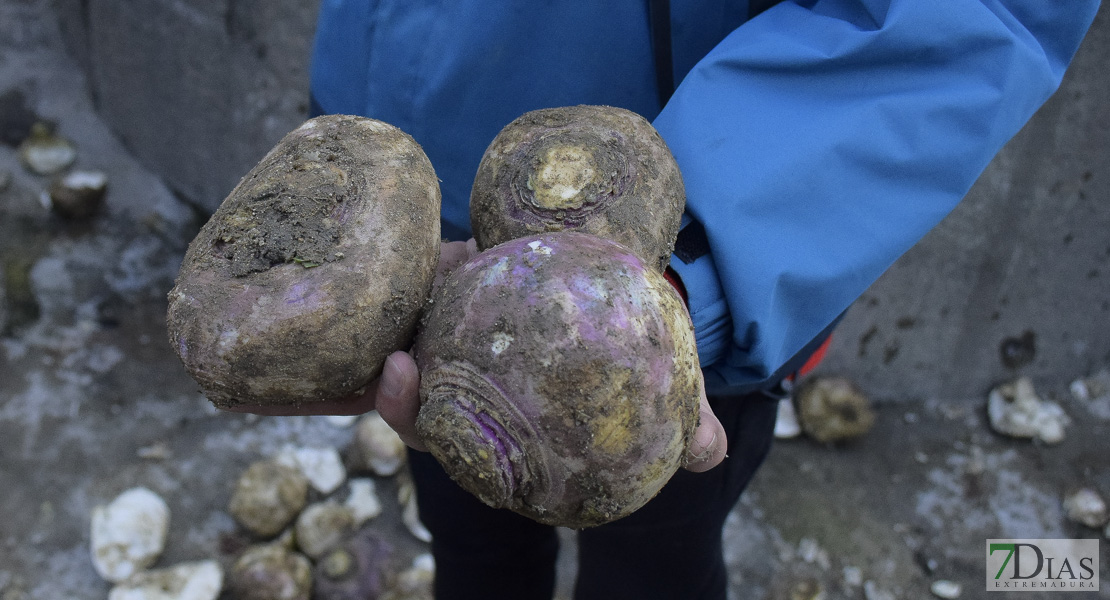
[470,105,684,271]
[312,528,395,600]
[414,232,701,528]
[229,544,312,600]
[167,115,441,408]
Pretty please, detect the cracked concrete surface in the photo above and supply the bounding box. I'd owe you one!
[727,399,1109,599]
[1,2,1108,599]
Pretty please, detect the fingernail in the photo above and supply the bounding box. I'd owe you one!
[382,355,405,397]
[688,431,718,464]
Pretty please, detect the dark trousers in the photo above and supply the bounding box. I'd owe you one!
[409,390,780,600]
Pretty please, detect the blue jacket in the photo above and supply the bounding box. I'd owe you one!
[310,0,1098,395]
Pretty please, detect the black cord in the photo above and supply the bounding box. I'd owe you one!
[648,0,675,107]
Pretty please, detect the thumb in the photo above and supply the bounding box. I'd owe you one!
[374,351,428,451]
[683,391,727,472]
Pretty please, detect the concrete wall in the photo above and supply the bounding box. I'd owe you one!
[51,0,319,212]
[48,1,1110,401]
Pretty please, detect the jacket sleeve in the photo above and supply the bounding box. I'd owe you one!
[653,0,1099,395]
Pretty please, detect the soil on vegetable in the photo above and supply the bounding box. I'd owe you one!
[211,156,347,277]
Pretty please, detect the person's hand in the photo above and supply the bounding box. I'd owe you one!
[683,381,727,472]
[658,267,727,473]
[221,236,728,469]
[221,239,480,452]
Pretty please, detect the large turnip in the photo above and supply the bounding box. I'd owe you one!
[167,115,441,408]
[469,105,684,271]
[414,232,701,528]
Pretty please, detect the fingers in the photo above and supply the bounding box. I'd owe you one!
[434,240,474,290]
[374,351,428,451]
[683,389,727,472]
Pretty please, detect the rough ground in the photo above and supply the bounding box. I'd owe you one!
[1,3,1108,600]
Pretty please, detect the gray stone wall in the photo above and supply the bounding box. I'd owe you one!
[44,0,1110,401]
[51,0,319,212]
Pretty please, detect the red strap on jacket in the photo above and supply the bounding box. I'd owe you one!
[663,266,688,305]
[788,335,833,380]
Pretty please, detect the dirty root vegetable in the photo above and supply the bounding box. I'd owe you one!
[229,544,312,600]
[167,115,441,407]
[229,460,309,538]
[414,232,701,528]
[313,528,395,600]
[470,105,684,271]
